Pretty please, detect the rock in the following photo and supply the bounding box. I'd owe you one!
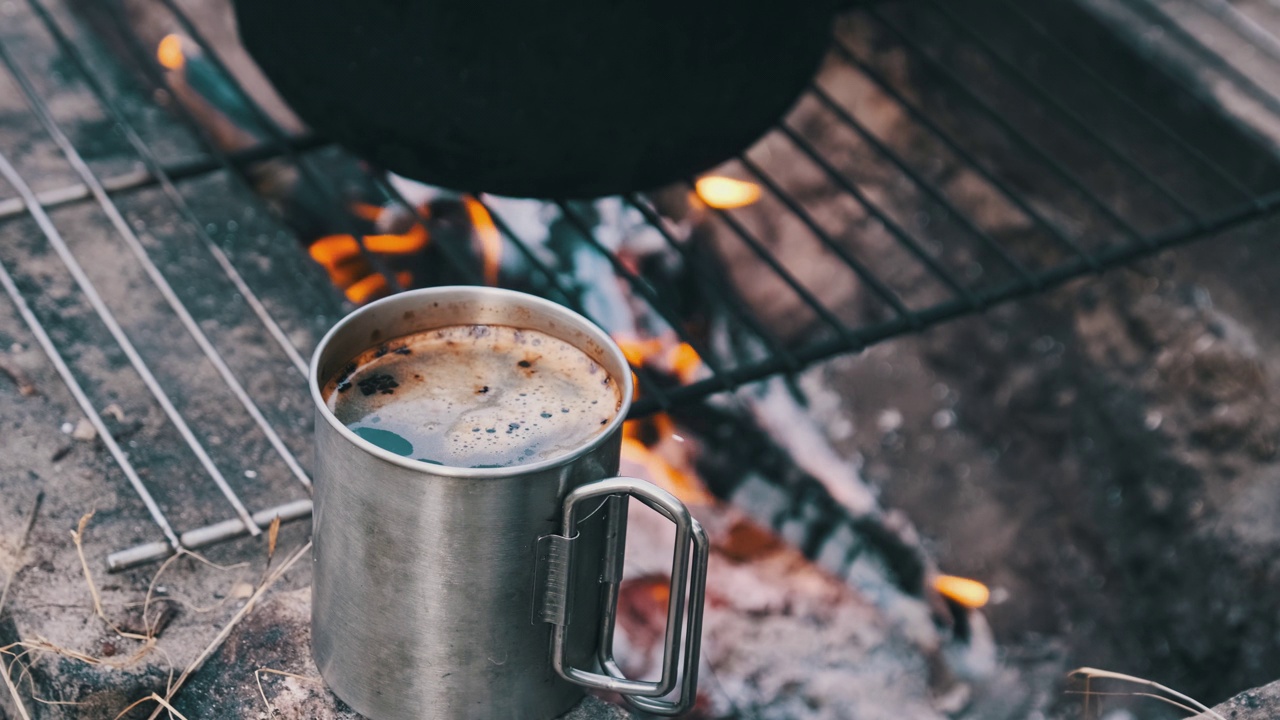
[70,418,95,442]
[1205,678,1280,719]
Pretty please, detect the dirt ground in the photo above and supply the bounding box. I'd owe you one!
[810,228,1280,718]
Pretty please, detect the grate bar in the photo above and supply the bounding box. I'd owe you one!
[636,185,1280,414]
[90,132,313,379]
[624,193,803,373]
[0,136,321,225]
[151,0,407,293]
[828,40,1101,268]
[98,9,399,329]
[0,137,261,534]
[0,243,181,550]
[994,0,1261,205]
[1193,0,1280,65]
[554,200,736,392]
[805,83,1039,287]
[20,0,313,485]
[1106,0,1280,142]
[107,498,313,571]
[737,155,918,322]
[694,190,855,338]
[863,7,1155,249]
[773,122,986,308]
[921,0,1203,224]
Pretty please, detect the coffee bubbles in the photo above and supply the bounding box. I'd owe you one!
[323,325,622,468]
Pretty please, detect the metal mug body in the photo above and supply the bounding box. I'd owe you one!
[308,287,632,720]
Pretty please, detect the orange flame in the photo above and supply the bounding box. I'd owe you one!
[363,223,429,254]
[620,436,714,505]
[615,334,705,386]
[344,274,388,305]
[616,336,665,368]
[326,261,371,289]
[694,176,761,210]
[309,234,361,266]
[309,234,383,302]
[463,197,503,286]
[157,34,185,71]
[666,343,703,385]
[934,575,990,609]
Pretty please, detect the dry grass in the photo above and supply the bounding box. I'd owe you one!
[1,509,303,720]
[1069,667,1227,720]
[0,492,42,720]
[143,528,305,720]
[254,666,322,716]
[113,692,192,720]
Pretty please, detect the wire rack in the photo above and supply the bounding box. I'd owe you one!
[2,0,1280,568]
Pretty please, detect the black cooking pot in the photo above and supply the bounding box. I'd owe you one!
[234,0,836,198]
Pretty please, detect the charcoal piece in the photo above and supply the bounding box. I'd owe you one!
[233,0,834,198]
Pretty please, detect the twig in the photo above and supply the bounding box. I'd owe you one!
[255,666,321,715]
[1,654,31,720]
[137,550,248,632]
[70,512,149,643]
[1065,689,1201,716]
[255,516,281,588]
[144,541,311,720]
[1069,667,1226,720]
[114,692,192,720]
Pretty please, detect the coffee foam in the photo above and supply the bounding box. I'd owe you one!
[323,324,622,468]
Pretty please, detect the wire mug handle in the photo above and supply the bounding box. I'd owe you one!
[533,477,709,716]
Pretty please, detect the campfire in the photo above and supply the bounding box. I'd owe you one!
[4,0,1280,719]
[156,40,1000,708]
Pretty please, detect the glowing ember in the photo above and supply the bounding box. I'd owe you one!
[157,34,185,71]
[934,574,990,609]
[616,334,705,386]
[620,435,714,505]
[616,336,665,368]
[309,235,361,266]
[326,262,371,290]
[666,342,703,385]
[343,273,388,305]
[308,235,379,301]
[363,223,429,254]
[694,176,761,210]
[463,197,503,286]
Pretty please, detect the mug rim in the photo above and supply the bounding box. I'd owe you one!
[309,286,635,478]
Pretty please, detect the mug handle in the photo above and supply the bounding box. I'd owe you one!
[534,477,709,716]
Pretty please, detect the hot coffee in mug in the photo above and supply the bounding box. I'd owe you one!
[322,325,622,469]
[308,287,706,720]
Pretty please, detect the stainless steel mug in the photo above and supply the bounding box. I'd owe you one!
[308,286,709,719]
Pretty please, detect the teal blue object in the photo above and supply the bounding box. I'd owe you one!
[354,427,414,457]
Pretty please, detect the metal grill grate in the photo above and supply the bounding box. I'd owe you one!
[2,0,1280,567]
